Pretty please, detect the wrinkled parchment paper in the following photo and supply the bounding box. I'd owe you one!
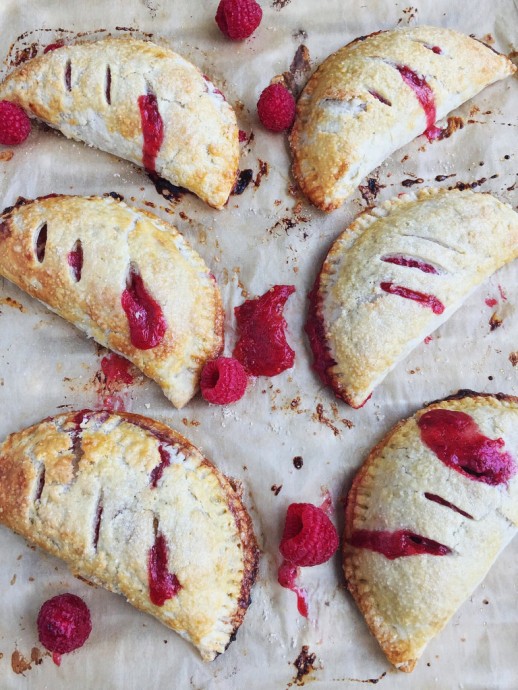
[0,0,516,687]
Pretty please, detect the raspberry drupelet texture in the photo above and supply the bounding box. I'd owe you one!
[215,0,263,40]
[0,100,31,145]
[279,502,339,566]
[37,593,92,655]
[257,84,296,132]
[200,356,248,405]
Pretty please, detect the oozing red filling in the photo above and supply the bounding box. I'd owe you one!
[67,241,83,282]
[304,274,336,388]
[150,445,172,488]
[381,255,438,274]
[396,65,442,141]
[101,353,134,385]
[277,561,308,617]
[148,533,181,606]
[350,529,451,559]
[233,285,296,376]
[121,266,167,350]
[418,409,516,485]
[380,282,445,314]
[138,93,164,172]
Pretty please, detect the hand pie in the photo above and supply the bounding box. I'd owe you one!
[0,194,223,408]
[0,410,259,660]
[344,391,518,672]
[0,38,239,209]
[305,188,518,408]
[290,26,515,211]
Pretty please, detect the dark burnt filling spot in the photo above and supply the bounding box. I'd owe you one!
[34,466,46,502]
[93,494,103,550]
[0,221,11,240]
[147,171,188,202]
[105,65,112,105]
[232,169,253,195]
[103,191,124,201]
[65,59,72,91]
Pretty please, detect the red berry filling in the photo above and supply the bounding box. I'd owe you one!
[138,93,164,173]
[257,84,296,132]
[0,100,31,146]
[305,273,337,388]
[37,593,92,654]
[350,529,451,559]
[200,357,248,405]
[148,531,181,606]
[67,240,83,282]
[381,254,438,274]
[418,409,516,485]
[150,444,172,488]
[101,353,134,385]
[279,502,339,567]
[215,0,263,40]
[380,282,445,314]
[121,265,167,350]
[396,65,442,141]
[233,285,295,376]
[277,561,308,617]
[424,492,473,520]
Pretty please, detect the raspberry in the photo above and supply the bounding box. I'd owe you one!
[215,0,262,40]
[37,593,92,654]
[0,101,31,146]
[279,503,339,567]
[257,84,296,132]
[200,356,248,405]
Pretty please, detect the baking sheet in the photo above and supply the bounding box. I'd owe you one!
[0,0,516,687]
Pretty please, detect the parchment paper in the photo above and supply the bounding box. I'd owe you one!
[0,1,516,688]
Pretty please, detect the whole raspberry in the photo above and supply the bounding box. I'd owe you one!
[215,0,262,40]
[257,84,296,132]
[200,356,248,405]
[37,593,92,654]
[0,101,31,145]
[279,503,339,566]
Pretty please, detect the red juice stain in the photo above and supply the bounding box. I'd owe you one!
[121,266,167,350]
[396,65,442,141]
[67,241,83,282]
[101,354,134,385]
[233,285,296,376]
[52,653,62,666]
[277,561,308,617]
[148,533,181,606]
[150,445,172,488]
[238,129,248,142]
[418,408,516,485]
[380,282,445,314]
[485,297,498,308]
[350,529,451,559]
[381,255,438,274]
[424,335,433,344]
[305,275,336,388]
[138,94,164,172]
[498,285,508,301]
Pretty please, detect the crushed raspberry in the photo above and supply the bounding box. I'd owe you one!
[233,285,295,376]
[215,0,262,40]
[257,84,296,132]
[37,593,92,655]
[0,100,31,145]
[200,357,248,405]
[279,503,339,567]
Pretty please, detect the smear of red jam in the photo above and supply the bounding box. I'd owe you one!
[44,42,64,53]
[418,409,516,485]
[485,297,498,308]
[101,354,134,385]
[424,335,433,344]
[380,282,445,314]
[67,241,83,282]
[277,561,308,617]
[381,255,438,274]
[304,274,336,388]
[138,94,164,172]
[238,129,248,142]
[233,285,296,376]
[150,445,172,488]
[396,65,442,141]
[431,46,443,54]
[424,492,474,519]
[350,529,451,559]
[148,533,181,606]
[121,266,167,350]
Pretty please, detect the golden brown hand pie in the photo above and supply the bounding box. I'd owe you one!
[0,410,259,661]
[0,194,224,408]
[290,26,515,211]
[305,188,518,408]
[0,37,239,208]
[344,391,518,672]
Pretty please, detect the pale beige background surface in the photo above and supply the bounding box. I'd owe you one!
[0,0,516,688]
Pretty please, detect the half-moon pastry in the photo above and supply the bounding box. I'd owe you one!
[290,26,515,211]
[0,194,224,408]
[0,38,239,208]
[305,188,518,408]
[344,391,518,671]
[0,410,259,660]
